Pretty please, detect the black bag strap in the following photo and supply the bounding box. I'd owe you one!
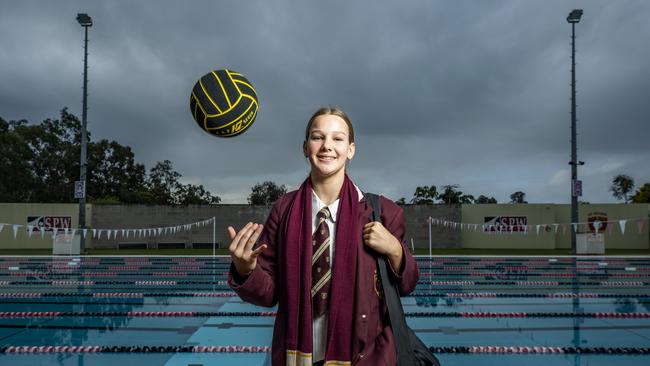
[366,193,415,366]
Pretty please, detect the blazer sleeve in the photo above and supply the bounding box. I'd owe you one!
[227,199,282,308]
[381,197,420,296]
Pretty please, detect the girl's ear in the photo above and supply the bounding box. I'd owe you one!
[302,141,308,157]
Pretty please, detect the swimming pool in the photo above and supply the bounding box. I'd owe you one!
[1,256,649,365]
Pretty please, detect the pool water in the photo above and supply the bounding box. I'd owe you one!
[1,256,649,365]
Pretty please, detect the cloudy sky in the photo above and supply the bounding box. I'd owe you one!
[1,0,649,204]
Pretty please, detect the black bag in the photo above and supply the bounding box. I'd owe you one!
[366,193,441,366]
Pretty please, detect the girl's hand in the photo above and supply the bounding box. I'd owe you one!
[363,221,404,272]
[228,222,267,276]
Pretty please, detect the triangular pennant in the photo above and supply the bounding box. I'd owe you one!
[122,229,126,238]
[92,229,97,238]
[40,227,45,239]
[553,224,559,234]
[107,230,112,240]
[637,219,645,234]
[536,225,541,235]
[619,220,627,235]
[572,223,578,233]
[157,228,162,236]
[82,229,87,238]
[593,221,601,234]
[0,224,4,234]
[52,228,58,238]
[12,224,20,239]
[64,228,69,236]
[70,229,77,239]
[27,225,34,238]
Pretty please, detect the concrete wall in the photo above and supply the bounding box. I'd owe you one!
[461,204,557,249]
[554,204,649,250]
[1,202,646,250]
[402,204,462,249]
[461,203,649,250]
[91,204,271,249]
[0,203,91,249]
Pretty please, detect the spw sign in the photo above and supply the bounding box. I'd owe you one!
[483,216,528,233]
[26,216,72,232]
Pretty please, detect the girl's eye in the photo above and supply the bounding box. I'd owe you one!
[311,136,323,140]
[334,137,344,141]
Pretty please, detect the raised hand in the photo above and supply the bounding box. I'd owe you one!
[228,222,267,276]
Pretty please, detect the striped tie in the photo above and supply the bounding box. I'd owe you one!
[311,207,331,317]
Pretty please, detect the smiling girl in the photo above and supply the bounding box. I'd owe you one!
[227,106,420,366]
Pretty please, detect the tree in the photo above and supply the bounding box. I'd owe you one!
[1,109,221,205]
[410,185,438,204]
[611,174,635,203]
[476,195,497,204]
[147,160,182,205]
[439,185,464,205]
[510,191,527,204]
[87,139,149,203]
[631,183,650,203]
[396,197,407,205]
[248,181,287,205]
[0,118,36,202]
[176,183,221,205]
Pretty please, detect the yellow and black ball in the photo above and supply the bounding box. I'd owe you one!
[189,69,258,137]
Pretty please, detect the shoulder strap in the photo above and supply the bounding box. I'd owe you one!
[366,193,415,366]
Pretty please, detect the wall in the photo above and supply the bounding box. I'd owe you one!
[0,203,91,249]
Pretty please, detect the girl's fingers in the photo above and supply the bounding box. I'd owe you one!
[230,222,253,254]
[244,224,263,253]
[251,244,268,258]
[227,226,236,240]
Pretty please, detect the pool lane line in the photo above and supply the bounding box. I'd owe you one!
[2,311,650,318]
[1,345,649,354]
[2,291,650,299]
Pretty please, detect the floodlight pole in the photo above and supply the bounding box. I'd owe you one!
[567,9,583,255]
[77,13,92,254]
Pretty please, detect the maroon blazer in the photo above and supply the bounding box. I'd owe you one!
[229,192,420,366]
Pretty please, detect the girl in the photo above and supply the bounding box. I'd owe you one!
[228,107,419,366]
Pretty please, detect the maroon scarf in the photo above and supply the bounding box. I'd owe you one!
[278,174,359,365]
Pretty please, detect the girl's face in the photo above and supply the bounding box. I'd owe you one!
[303,114,355,180]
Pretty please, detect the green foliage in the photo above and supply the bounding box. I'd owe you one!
[410,185,438,204]
[611,174,635,203]
[248,181,287,205]
[476,195,497,204]
[0,109,220,205]
[510,191,527,204]
[631,183,650,203]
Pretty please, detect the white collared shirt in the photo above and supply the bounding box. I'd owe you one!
[311,185,363,362]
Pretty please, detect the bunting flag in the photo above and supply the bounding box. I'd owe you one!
[637,219,645,234]
[553,224,559,234]
[82,229,88,238]
[572,223,578,233]
[13,225,20,239]
[593,221,602,234]
[52,228,58,238]
[40,227,46,239]
[27,225,34,238]
[122,229,126,238]
[619,220,627,235]
[70,229,77,239]
[0,224,4,234]
[107,230,112,240]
